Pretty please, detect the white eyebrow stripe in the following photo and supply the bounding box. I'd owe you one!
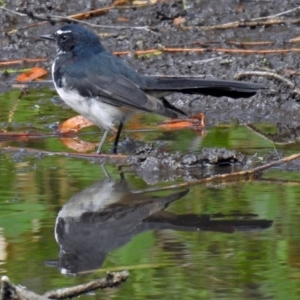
[56,29,72,35]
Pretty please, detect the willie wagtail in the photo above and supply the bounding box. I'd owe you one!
[41,24,264,154]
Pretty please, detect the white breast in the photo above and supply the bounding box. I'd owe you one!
[52,63,130,131]
[56,85,128,131]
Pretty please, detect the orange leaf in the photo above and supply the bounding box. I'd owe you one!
[173,17,186,27]
[58,115,95,134]
[159,113,206,130]
[16,67,48,83]
[60,137,97,153]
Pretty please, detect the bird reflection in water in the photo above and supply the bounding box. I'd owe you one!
[49,173,272,275]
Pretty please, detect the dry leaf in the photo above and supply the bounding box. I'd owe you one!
[16,67,48,83]
[60,137,97,153]
[58,115,95,134]
[159,113,205,130]
[173,17,186,27]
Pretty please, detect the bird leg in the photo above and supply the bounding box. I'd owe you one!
[96,129,110,154]
[112,122,124,154]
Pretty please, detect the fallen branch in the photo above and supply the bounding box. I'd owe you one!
[44,271,129,299]
[0,271,129,300]
[132,152,300,193]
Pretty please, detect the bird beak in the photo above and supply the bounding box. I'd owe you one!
[40,34,55,41]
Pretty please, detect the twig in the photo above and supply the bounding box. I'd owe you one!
[0,58,48,67]
[0,276,49,300]
[251,5,300,21]
[245,124,298,146]
[2,6,153,34]
[114,47,300,56]
[1,7,27,17]
[132,152,300,193]
[234,70,300,97]
[2,47,300,68]
[0,272,129,300]
[183,18,300,31]
[226,40,274,47]
[39,14,152,31]
[44,271,129,299]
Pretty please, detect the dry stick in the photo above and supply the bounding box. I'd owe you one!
[165,47,300,54]
[132,153,300,194]
[251,5,300,21]
[114,47,300,56]
[245,124,298,146]
[234,70,300,97]
[44,271,129,299]
[0,272,129,300]
[2,5,114,33]
[226,41,274,47]
[8,16,151,33]
[2,47,300,68]
[0,47,300,67]
[65,5,115,20]
[185,18,300,31]
[1,276,49,300]
[3,6,152,34]
[0,58,48,67]
[3,5,300,33]
[2,47,300,67]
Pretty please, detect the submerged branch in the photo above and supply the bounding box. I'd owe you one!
[132,152,300,193]
[44,271,129,299]
[0,271,129,300]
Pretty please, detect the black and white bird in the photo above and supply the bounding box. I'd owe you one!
[42,24,264,154]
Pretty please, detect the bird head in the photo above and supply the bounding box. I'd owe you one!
[41,24,105,55]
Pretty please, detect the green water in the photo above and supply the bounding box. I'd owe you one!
[1,88,300,299]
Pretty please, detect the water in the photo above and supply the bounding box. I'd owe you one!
[1,88,300,299]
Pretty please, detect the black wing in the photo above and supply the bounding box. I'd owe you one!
[62,67,182,119]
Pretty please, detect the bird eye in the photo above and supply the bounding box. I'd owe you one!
[61,34,68,42]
